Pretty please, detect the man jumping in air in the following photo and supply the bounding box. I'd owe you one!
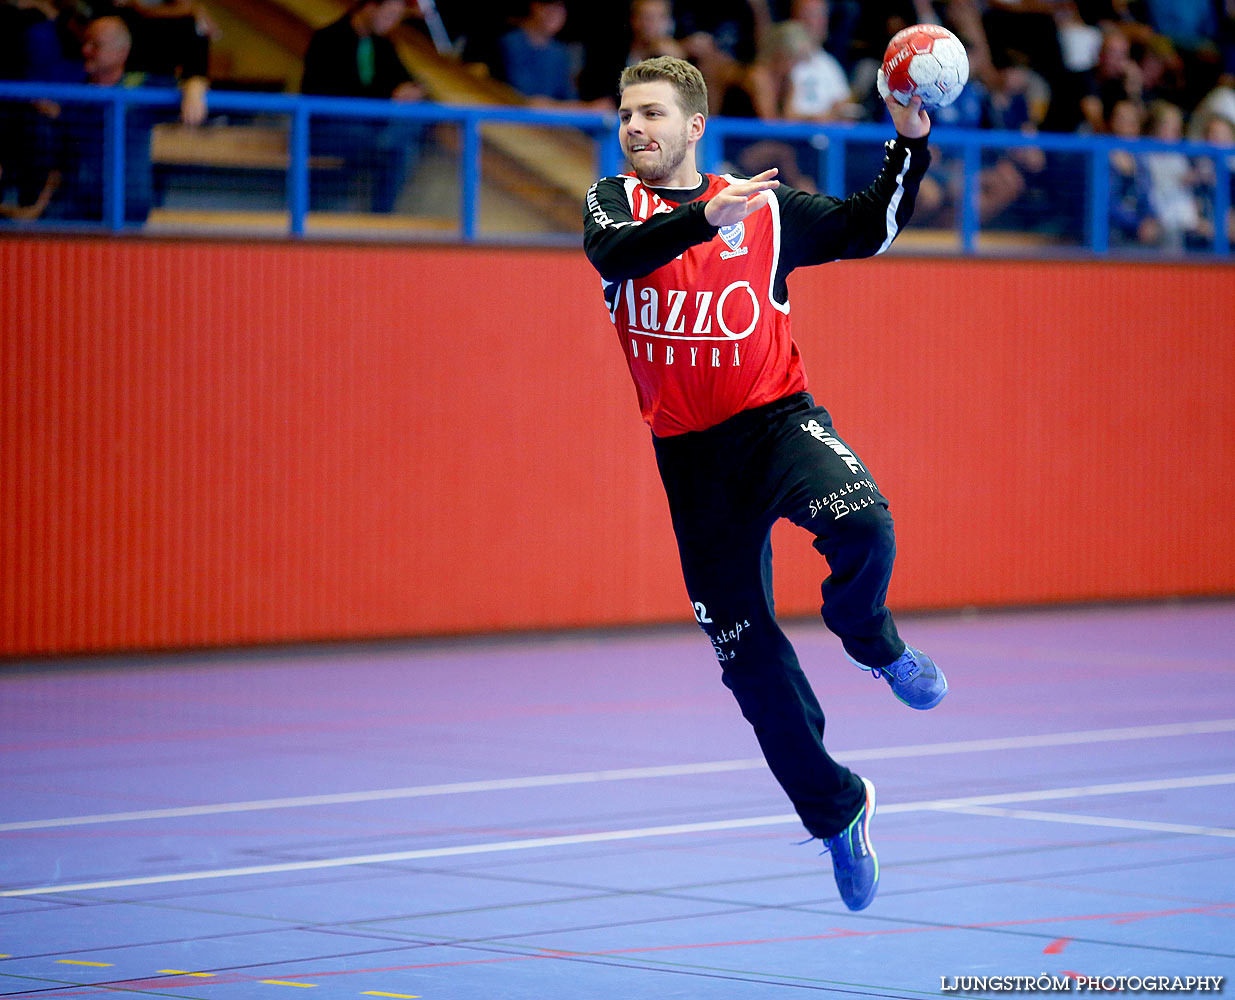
[583,56,947,911]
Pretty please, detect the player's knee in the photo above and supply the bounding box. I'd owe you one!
[697,609,786,675]
[834,503,896,568]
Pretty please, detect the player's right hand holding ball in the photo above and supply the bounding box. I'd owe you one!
[886,95,931,140]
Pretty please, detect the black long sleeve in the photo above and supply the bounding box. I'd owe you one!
[774,133,931,273]
[583,132,930,290]
[583,178,718,282]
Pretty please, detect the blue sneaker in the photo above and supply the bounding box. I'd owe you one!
[824,777,878,911]
[859,646,948,710]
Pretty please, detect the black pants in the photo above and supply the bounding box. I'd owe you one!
[653,392,905,838]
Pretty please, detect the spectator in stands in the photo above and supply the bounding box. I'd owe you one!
[1195,110,1235,246]
[674,0,766,65]
[716,20,821,189]
[1055,1,1104,77]
[72,0,214,125]
[672,0,774,118]
[577,0,684,108]
[494,0,577,103]
[983,62,1049,130]
[982,0,1085,130]
[1138,32,1190,109]
[679,32,737,117]
[301,0,427,213]
[4,0,210,219]
[1191,74,1235,138]
[1143,98,1205,248]
[1038,2,1106,131]
[302,0,424,101]
[718,19,809,119]
[784,0,856,122]
[626,0,685,64]
[1106,97,1161,245]
[2,14,165,221]
[969,56,1058,232]
[818,0,864,74]
[1140,0,1222,109]
[22,0,210,123]
[1080,28,1143,131]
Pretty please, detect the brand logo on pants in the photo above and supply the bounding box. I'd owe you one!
[800,419,864,475]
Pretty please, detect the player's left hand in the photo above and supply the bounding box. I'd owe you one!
[886,95,930,140]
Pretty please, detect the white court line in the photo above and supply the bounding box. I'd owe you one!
[4,718,1233,833]
[928,804,1235,839]
[4,772,1234,898]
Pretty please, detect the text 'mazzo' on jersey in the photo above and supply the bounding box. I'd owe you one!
[583,135,930,437]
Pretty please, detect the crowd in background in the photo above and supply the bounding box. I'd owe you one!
[2,0,1234,248]
[444,0,1235,248]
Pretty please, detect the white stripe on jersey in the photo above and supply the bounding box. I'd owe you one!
[874,144,912,256]
[623,174,641,215]
[766,183,789,314]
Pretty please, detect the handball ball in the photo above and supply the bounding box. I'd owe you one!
[878,24,969,109]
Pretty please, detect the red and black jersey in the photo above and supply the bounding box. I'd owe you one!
[583,135,930,436]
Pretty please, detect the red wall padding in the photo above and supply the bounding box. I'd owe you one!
[3,236,1233,655]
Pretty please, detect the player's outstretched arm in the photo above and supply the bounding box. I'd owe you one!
[703,168,781,228]
[773,111,932,268]
[584,176,719,282]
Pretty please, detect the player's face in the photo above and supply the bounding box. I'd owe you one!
[618,81,701,185]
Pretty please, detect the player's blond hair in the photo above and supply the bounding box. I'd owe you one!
[619,57,708,119]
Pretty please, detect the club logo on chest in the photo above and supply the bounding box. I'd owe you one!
[718,222,749,260]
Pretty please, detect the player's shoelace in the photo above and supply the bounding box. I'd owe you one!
[871,650,919,682]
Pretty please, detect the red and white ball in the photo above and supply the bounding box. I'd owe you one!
[878,24,969,109]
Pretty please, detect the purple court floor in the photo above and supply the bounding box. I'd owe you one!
[2,601,1233,998]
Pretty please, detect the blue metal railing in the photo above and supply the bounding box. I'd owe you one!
[1,81,1231,257]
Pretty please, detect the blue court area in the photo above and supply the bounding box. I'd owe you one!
[2,601,1233,998]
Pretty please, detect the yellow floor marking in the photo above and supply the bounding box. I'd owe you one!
[260,981,318,988]
[158,970,216,977]
[361,993,421,998]
[56,960,113,967]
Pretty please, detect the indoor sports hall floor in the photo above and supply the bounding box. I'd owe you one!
[2,601,1233,999]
